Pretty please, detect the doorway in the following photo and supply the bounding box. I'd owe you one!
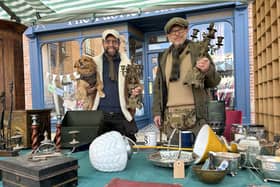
[147,53,160,122]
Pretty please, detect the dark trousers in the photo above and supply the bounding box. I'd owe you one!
[97,112,138,142]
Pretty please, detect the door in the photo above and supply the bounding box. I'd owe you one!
[147,53,160,123]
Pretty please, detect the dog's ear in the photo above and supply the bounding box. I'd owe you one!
[74,59,80,68]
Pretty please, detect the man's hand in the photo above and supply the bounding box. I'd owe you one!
[131,86,142,97]
[154,115,162,128]
[196,57,210,73]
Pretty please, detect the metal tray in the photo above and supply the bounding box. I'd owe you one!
[148,151,194,168]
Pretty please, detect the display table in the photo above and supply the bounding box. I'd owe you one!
[0,150,279,187]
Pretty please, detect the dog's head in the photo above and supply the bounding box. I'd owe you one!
[74,55,97,75]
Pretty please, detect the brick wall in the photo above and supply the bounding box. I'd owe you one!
[23,35,32,109]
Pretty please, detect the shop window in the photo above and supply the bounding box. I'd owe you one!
[147,34,170,51]
[41,41,80,117]
[82,35,127,56]
[189,22,234,109]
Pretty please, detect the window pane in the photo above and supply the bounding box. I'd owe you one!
[41,41,80,117]
[148,34,170,51]
[129,37,145,117]
[189,22,234,109]
[82,35,127,56]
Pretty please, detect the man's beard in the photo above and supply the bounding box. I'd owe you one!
[104,49,121,63]
[104,47,119,57]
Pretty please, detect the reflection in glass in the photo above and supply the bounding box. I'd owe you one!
[42,41,80,118]
[129,37,145,117]
[148,34,170,51]
[82,35,127,57]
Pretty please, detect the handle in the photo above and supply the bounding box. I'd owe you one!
[191,132,196,143]
[132,145,193,151]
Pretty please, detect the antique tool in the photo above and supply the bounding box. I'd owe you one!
[121,61,143,110]
[54,115,62,152]
[0,91,5,148]
[6,81,13,148]
[31,114,40,153]
[38,131,56,153]
[0,83,19,156]
[30,131,63,161]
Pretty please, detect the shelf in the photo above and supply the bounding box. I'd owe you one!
[272,59,279,79]
[272,41,278,60]
[270,0,276,8]
[273,98,280,116]
[265,47,272,64]
[254,0,280,140]
[271,23,278,42]
[267,64,272,81]
[270,6,277,25]
[274,116,280,134]
[273,79,280,97]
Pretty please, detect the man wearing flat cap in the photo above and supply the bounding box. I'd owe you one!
[88,29,142,142]
[153,17,221,143]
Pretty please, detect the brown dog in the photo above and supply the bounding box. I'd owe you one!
[74,55,105,110]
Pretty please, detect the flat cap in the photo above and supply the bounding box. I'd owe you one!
[164,17,189,34]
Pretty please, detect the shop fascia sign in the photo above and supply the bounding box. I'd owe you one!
[67,8,176,26]
[32,8,178,32]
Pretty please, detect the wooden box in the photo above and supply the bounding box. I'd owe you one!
[0,155,78,187]
[61,110,103,149]
[5,109,51,148]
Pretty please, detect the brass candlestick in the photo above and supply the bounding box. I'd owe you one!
[185,22,224,89]
[121,62,143,110]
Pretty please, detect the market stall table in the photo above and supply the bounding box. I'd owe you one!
[0,150,279,187]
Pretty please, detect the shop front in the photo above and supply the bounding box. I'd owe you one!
[25,2,250,128]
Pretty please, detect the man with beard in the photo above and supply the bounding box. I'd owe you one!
[153,17,221,144]
[88,29,142,142]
